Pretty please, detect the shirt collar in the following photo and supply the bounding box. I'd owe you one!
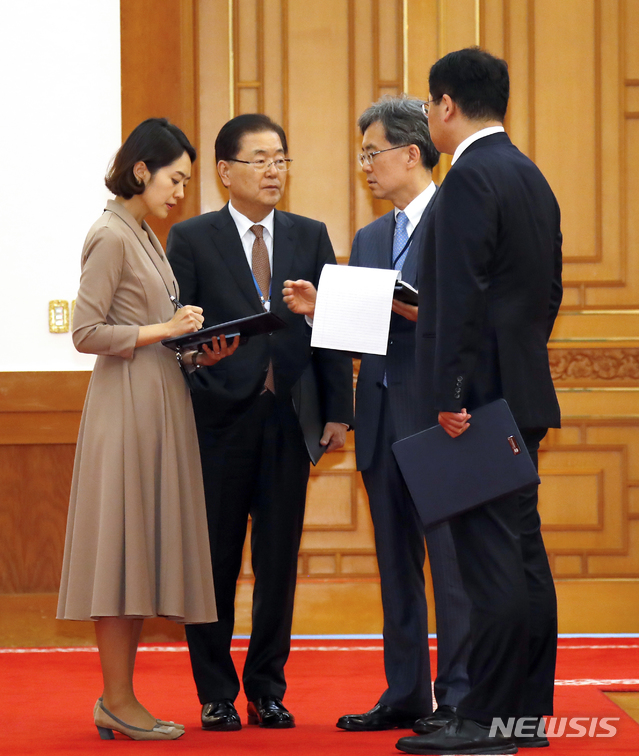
[228,201,275,241]
[451,125,505,165]
[394,181,437,228]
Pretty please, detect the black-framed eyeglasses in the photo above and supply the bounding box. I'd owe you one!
[228,157,293,172]
[357,144,410,167]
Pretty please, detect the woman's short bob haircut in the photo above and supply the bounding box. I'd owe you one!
[105,118,196,199]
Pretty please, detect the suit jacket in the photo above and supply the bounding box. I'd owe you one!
[167,204,354,439]
[416,133,563,430]
[350,201,434,471]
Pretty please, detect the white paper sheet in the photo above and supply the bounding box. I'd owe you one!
[310,264,399,355]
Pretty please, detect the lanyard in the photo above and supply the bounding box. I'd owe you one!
[250,269,272,309]
[392,230,415,269]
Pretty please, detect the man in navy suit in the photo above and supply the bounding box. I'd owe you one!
[397,49,562,756]
[284,96,471,732]
[168,114,354,732]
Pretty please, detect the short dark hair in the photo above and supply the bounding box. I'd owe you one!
[105,118,196,199]
[215,113,288,163]
[358,95,440,171]
[429,47,509,122]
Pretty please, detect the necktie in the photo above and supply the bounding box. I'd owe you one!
[250,224,274,393]
[392,211,410,271]
[384,211,410,388]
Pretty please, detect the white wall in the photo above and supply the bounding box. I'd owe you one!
[0,1,121,371]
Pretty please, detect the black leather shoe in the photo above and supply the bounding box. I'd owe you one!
[247,696,295,728]
[201,700,242,731]
[396,716,518,754]
[413,705,457,734]
[337,703,422,731]
[515,734,548,748]
[513,717,549,748]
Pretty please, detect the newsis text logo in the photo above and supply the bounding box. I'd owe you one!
[490,716,620,739]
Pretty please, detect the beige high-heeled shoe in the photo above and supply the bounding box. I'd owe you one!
[95,698,185,732]
[94,699,185,741]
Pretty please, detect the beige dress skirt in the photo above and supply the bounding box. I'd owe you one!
[57,201,217,623]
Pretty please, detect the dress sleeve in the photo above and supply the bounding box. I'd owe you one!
[72,225,140,358]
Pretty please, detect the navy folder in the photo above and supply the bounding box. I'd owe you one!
[391,399,540,528]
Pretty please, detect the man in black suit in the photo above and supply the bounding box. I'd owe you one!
[396,48,562,755]
[333,96,470,733]
[167,114,354,731]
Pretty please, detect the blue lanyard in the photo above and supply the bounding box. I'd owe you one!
[250,268,272,308]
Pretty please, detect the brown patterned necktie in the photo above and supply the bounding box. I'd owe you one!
[250,224,274,393]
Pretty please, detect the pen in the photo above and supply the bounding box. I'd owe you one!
[170,295,184,309]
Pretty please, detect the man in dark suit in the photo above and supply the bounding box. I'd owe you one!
[396,48,562,755]
[334,96,471,733]
[167,114,354,731]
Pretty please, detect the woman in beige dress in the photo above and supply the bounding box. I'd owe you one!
[57,118,237,741]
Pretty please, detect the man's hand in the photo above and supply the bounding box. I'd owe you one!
[283,279,317,315]
[198,334,240,366]
[438,409,471,438]
[391,300,418,321]
[320,422,347,452]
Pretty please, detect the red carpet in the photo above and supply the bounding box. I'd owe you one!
[2,637,638,754]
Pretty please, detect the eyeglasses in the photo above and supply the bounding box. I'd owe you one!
[228,157,293,172]
[422,98,438,117]
[357,144,410,167]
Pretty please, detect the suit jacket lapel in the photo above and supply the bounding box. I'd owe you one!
[401,188,439,287]
[271,210,297,314]
[378,212,396,270]
[209,205,263,313]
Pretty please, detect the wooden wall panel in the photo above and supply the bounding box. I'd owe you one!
[286,1,352,256]
[439,0,480,51]
[375,0,403,95]
[480,0,506,57]
[0,372,89,595]
[534,0,599,267]
[540,418,639,579]
[120,0,199,247]
[0,445,75,593]
[197,0,231,213]
[406,0,438,101]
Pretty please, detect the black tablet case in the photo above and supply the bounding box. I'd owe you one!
[162,311,287,352]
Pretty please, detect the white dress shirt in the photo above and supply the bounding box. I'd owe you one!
[451,126,505,166]
[228,201,275,310]
[394,180,438,235]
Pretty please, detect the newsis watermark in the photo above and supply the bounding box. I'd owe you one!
[489,716,620,739]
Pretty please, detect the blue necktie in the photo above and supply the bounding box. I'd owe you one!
[392,211,410,271]
[384,211,410,388]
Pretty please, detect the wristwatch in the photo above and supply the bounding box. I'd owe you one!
[176,350,203,371]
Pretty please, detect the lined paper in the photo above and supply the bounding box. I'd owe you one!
[310,264,399,355]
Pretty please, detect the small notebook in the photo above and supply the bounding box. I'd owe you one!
[393,280,419,306]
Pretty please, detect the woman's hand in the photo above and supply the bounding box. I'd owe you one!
[166,305,204,337]
[196,334,240,366]
[136,306,206,348]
